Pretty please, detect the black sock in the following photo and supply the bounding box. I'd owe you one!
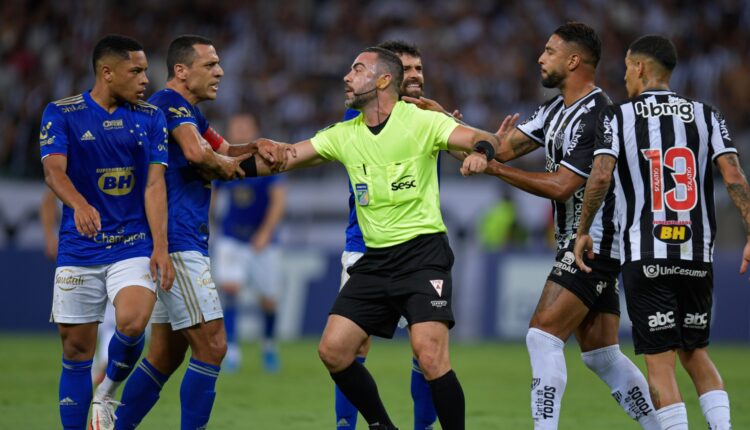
[330,360,395,428]
[428,369,465,430]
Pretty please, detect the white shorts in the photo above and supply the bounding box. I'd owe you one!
[212,236,282,300]
[151,251,223,330]
[50,257,155,324]
[340,251,364,290]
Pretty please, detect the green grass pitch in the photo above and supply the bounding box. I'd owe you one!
[1,334,748,429]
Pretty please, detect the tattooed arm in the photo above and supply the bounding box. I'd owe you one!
[574,154,616,273]
[716,153,750,277]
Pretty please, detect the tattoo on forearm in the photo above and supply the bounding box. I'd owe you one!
[510,139,537,158]
[727,182,750,235]
[579,157,615,233]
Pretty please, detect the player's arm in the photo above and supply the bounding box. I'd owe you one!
[172,124,246,180]
[247,139,328,176]
[715,153,750,276]
[484,162,585,202]
[251,183,287,251]
[216,136,290,170]
[498,123,540,162]
[143,163,175,290]
[42,155,100,238]
[574,154,616,273]
[40,190,59,259]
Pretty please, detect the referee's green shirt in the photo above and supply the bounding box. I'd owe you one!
[311,101,459,248]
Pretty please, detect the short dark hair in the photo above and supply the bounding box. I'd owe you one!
[362,46,404,91]
[629,35,678,72]
[167,35,214,79]
[92,34,143,74]
[553,22,601,67]
[376,40,421,58]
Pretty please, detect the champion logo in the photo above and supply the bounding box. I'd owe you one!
[59,397,77,406]
[430,279,444,297]
[81,130,96,141]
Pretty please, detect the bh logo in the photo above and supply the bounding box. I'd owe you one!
[98,168,135,196]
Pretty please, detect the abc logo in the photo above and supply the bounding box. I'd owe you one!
[684,313,708,326]
[648,311,675,328]
[98,169,135,196]
[653,224,692,244]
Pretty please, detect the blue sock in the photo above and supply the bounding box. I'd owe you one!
[223,294,237,345]
[115,358,170,430]
[411,357,437,430]
[263,311,276,341]
[106,329,145,382]
[59,358,93,430]
[180,357,220,430]
[335,356,365,429]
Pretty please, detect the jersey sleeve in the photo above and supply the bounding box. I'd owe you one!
[593,106,619,160]
[559,111,598,178]
[39,103,68,159]
[708,108,737,161]
[429,111,460,152]
[162,94,201,133]
[310,123,342,161]
[516,103,547,145]
[148,110,169,166]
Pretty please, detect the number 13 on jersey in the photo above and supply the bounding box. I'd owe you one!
[641,147,697,212]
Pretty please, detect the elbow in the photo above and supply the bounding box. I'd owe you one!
[552,187,573,203]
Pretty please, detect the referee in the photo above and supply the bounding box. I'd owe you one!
[575,35,750,429]
[247,46,500,430]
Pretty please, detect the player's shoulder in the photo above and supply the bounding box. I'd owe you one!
[129,100,162,118]
[49,93,87,114]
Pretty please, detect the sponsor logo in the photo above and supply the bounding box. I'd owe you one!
[624,386,654,418]
[534,385,557,420]
[355,183,369,206]
[93,232,147,249]
[634,100,694,122]
[544,156,559,173]
[683,312,708,329]
[565,123,585,156]
[553,251,578,275]
[336,418,351,427]
[40,121,57,146]
[60,104,87,113]
[430,300,448,308]
[561,252,575,265]
[55,269,85,291]
[59,397,77,406]
[612,390,622,404]
[168,106,193,119]
[642,264,708,279]
[81,130,96,141]
[97,166,135,196]
[430,279,444,297]
[653,222,692,244]
[103,119,124,130]
[112,360,130,369]
[531,378,541,390]
[602,115,613,145]
[718,114,731,141]
[647,311,676,331]
[391,175,416,191]
[199,268,215,289]
[595,281,607,295]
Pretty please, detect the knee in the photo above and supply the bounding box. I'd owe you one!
[413,342,448,380]
[62,338,95,361]
[318,339,351,372]
[116,311,150,337]
[206,335,227,363]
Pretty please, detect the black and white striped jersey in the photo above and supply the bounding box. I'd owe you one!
[594,89,737,263]
[518,87,619,259]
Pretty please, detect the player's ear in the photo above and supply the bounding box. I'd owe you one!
[100,63,114,83]
[173,63,188,80]
[568,53,581,71]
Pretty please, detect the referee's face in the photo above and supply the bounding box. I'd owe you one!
[344,52,379,109]
[539,34,567,89]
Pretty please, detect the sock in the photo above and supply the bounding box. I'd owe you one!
[330,359,394,428]
[59,358,93,430]
[115,358,170,429]
[95,329,145,400]
[699,390,731,429]
[263,310,276,341]
[427,370,464,430]
[411,357,437,430]
[526,328,566,430]
[581,345,660,429]
[656,402,688,429]
[335,356,365,428]
[180,358,220,430]
[223,294,237,345]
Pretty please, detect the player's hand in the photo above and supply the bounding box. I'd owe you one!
[740,240,750,280]
[495,113,520,143]
[450,109,463,121]
[251,230,271,252]
[460,152,488,176]
[402,96,450,115]
[574,234,595,273]
[73,202,101,238]
[150,247,175,291]
[256,139,288,171]
[216,153,246,180]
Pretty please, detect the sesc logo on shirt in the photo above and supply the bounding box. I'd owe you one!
[97,167,135,196]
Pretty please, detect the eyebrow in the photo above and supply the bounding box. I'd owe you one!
[351,62,365,69]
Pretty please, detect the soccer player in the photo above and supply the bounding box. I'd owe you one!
[335,40,440,430]
[113,35,286,430]
[246,46,499,430]
[40,34,174,430]
[476,23,659,429]
[575,34,750,430]
[214,112,287,373]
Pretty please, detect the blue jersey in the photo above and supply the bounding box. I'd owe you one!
[216,176,285,242]
[39,91,168,266]
[342,109,366,252]
[148,88,213,255]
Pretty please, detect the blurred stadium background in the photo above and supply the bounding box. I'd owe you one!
[0,0,749,428]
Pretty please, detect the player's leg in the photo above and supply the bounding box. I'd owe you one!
[251,246,283,373]
[214,236,245,371]
[52,264,106,429]
[678,348,730,429]
[93,302,117,384]
[115,322,189,429]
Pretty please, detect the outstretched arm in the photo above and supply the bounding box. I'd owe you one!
[251,139,328,176]
[716,153,750,277]
[574,155,616,273]
[484,162,585,202]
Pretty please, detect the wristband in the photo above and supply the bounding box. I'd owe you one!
[239,155,258,177]
[473,140,495,161]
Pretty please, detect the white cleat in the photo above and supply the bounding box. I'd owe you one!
[89,398,121,430]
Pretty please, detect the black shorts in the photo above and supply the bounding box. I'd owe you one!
[331,233,455,338]
[546,245,621,315]
[621,259,713,355]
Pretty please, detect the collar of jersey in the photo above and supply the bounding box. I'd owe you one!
[562,87,601,110]
[641,89,675,96]
[83,90,127,116]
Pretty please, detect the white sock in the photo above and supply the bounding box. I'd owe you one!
[526,328,566,430]
[657,402,689,430]
[699,390,731,429]
[93,375,120,401]
[581,345,660,429]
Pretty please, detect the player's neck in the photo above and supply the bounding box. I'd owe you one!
[361,96,397,127]
[166,80,201,106]
[89,84,122,113]
[638,78,670,95]
[560,77,596,107]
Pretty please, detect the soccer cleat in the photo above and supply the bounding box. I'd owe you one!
[262,348,280,373]
[89,398,120,430]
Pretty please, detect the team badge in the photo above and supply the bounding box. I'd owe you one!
[355,183,369,206]
[430,279,444,297]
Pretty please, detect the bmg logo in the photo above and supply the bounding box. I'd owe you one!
[97,168,135,196]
